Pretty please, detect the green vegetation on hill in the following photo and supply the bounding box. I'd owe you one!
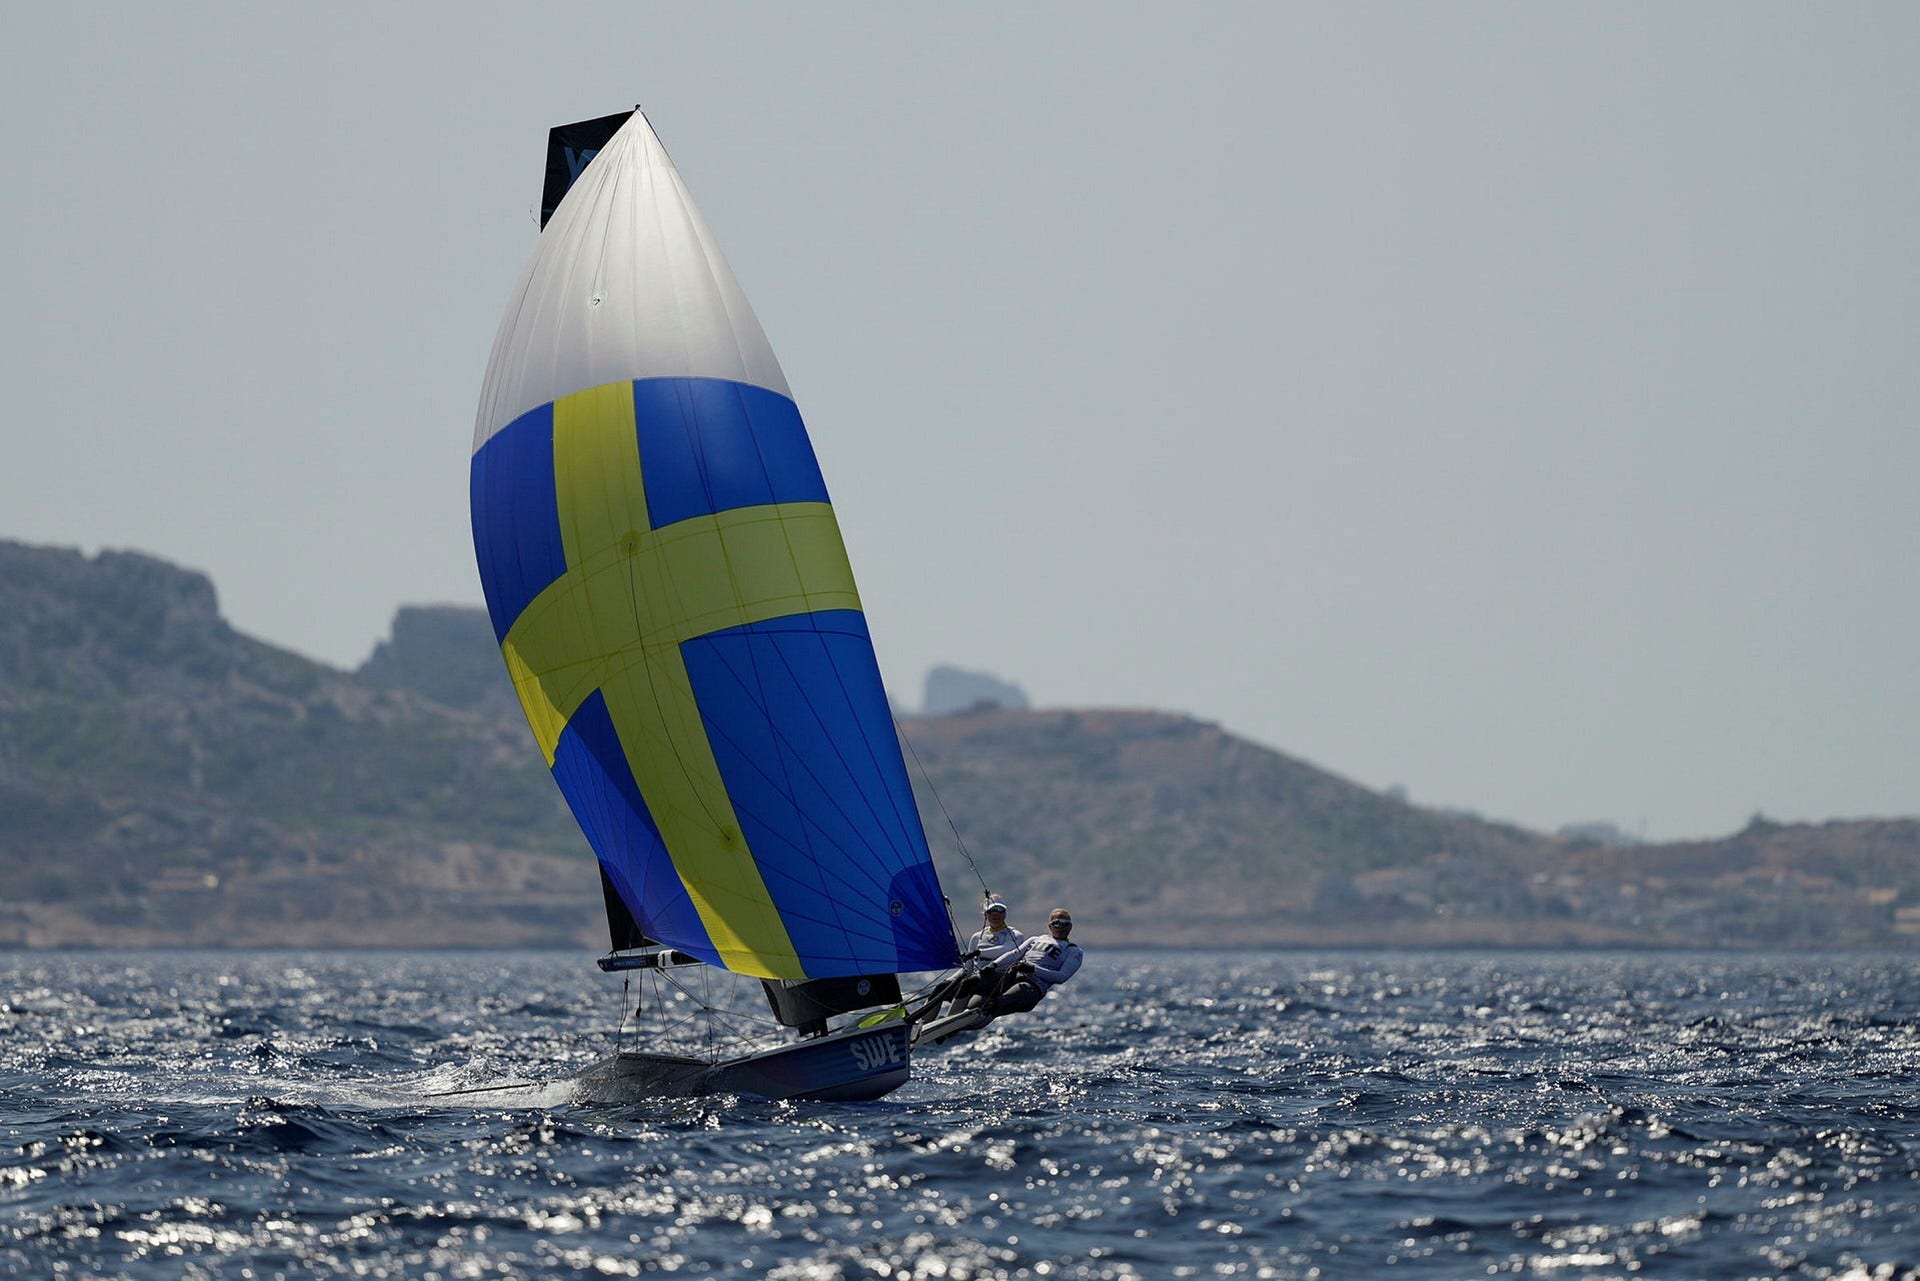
[1,538,1915,951]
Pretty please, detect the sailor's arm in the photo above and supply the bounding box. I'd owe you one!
[981,929,1026,962]
[1030,944,1082,987]
[988,936,1040,973]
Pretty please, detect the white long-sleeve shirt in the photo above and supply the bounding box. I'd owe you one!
[967,924,1025,964]
[990,933,1084,993]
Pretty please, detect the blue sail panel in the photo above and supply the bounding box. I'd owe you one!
[551,691,721,967]
[470,402,567,645]
[632,378,828,526]
[682,611,957,974]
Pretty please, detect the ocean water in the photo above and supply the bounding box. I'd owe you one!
[4,950,1919,1279]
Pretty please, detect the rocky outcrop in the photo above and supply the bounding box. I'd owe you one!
[357,604,518,713]
[2,538,1916,951]
[922,665,1029,715]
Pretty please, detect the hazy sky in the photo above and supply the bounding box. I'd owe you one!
[5,4,1916,840]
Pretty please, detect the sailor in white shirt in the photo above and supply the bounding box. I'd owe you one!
[968,900,1024,964]
[936,900,1025,1017]
[972,907,1084,1019]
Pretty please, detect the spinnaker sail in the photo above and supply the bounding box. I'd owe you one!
[471,109,957,985]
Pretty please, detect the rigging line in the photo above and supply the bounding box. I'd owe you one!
[642,974,714,1048]
[683,1008,776,1054]
[650,967,786,1046]
[633,967,718,1060]
[897,720,990,901]
[694,1003,778,1044]
[653,1001,711,1047]
[633,969,653,1052]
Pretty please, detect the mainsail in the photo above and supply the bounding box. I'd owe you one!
[471,110,957,984]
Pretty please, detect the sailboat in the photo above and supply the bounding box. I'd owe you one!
[470,109,977,1101]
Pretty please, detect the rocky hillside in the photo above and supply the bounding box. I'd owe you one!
[0,542,586,949]
[1,538,1916,951]
[899,707,1549,943]
[897,713,1920,948]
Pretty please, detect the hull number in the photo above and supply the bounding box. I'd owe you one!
[850,1035,904,1072]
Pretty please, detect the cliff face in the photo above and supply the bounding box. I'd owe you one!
[921,665,1029,715]
[1,538,1916,952]
[0,541,588,949]
[0,545,232,698]
[357,605,518,714]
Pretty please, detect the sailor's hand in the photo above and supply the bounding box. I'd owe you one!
[1013,962,1035,977]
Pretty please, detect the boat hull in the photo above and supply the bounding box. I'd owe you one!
[572,1021,913,1103]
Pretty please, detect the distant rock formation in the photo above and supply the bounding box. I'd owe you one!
[1558,820,1642,848]
[3,536,1918,952]
[0,541,230,696]
[0,538,586,950]
[358,605,513,711]
[923,664,1029,716]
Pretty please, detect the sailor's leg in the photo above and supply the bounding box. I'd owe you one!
[963,967,1016,1013]
[987,979,1044,1018]
[913,976,955,1022]
[916,969,976,1022]
[949,972,998,1017]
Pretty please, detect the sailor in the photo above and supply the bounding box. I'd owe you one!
[972,907,1083,1020]
[935,900,1026,1017]
[968,899,1025,964]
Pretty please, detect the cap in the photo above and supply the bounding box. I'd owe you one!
[984,899,1008,914]
[1049,908,1072,923]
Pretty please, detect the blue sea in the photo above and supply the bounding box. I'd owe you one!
[4,950,1919,1279]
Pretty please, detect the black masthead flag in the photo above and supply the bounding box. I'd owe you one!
[541,109,637,229]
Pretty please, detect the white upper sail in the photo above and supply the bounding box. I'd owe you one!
[473,110,791,452]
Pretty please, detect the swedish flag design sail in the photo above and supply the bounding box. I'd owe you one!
[471,111,956,982]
